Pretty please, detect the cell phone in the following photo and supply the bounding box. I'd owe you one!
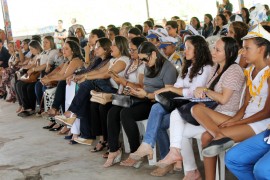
[16,40,21,49]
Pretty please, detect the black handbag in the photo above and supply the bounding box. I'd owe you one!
[155,91,190,112]
[177,100,218,126]
[112,94,147,108]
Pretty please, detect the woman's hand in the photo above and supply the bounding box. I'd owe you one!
[130,88,147,99]
[27,68,34,76]
[84,42,91,54]
[75,74,86,84]
[111,75,125,86]
[194,87,206,98]
[66,74,75,85]
[219,118,240,128]
[154,87,171,95]
[41,76,50,85]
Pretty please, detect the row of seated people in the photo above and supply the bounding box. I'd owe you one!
[35,22,270,180]
[1,15,270,179]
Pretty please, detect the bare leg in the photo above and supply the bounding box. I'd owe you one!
[201,132,216,180]
[192,104,231,139]
[220,124,255,142]
[204,156,217,180]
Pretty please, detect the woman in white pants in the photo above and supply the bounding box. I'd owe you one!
[156,37,245,179]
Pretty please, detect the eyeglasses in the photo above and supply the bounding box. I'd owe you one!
[128,48,138,53]
[139,54,151,62]
[166,27,172,31]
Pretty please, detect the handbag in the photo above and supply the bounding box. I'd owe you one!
[90,90,112,105]
[112,94,147,108]
[20,71,41,83]
[155,91,190,112]
[177,100,218,126]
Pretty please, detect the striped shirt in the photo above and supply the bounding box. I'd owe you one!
[207,64,245,113]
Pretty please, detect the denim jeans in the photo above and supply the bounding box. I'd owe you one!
[35,80,47,106]
[143,103,170,159]
[225,130,270,180]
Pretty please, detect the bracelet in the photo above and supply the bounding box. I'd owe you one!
[125,81,129,87]
[203,88,209,93]
[85,74,88,80]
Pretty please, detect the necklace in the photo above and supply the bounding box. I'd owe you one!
[244,65,270,97]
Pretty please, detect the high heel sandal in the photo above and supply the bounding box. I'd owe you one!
[16,106,23,113]
[49,124,64,131]
[129,142,153,160]
[183,169,202,180]
[43,122,56,129]
[0,92,7,100]
[150,165,174,177]
[119,156,143,168]
[57,126,70,135]
[6,97,16,103]
[156,148,182,168]
[103,149,122,168]
[91,141,107,152]
[55,111,76,126]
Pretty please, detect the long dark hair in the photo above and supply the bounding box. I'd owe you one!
[241,7,250,24]
[65,40,84,61]
[213,14,227,35]
[181,35,213,82]
[96,37,112,60]
[191,17,201,30]
[138,41,167,78]
[204,14,213,30]
[208,37,238,90]
[230,21,249,48]
[114,36,130,57]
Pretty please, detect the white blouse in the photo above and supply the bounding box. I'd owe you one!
[174,65,212,97]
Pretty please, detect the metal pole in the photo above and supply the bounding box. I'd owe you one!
[146,0,150,19]
[1,0,12,43]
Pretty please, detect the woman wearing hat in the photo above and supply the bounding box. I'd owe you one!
[191,24,270,180]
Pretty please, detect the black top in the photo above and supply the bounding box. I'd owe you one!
[0,46,11,68]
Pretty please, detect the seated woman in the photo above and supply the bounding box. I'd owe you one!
[225,125,270,179]
[191,24,270,180]
[15,40,43,116]
[155,36,244,179]
[104,41,178,168]
[40,40,84,130]
[213,14,227,36]
[0,42,20,103]
[57,36,130,144]
[29,36,58,110]
[128,35,213,176]
[89,37,146,153]
[227,21,249,68]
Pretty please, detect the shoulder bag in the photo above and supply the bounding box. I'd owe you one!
[90,90,112,105]
[155,91,190,112]
[112,94,147,108]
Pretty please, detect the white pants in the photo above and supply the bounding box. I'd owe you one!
[170,109,235,171]
[71,118,80,135]
[170,109,206,171]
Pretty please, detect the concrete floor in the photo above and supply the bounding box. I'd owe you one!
[0,100,237,180]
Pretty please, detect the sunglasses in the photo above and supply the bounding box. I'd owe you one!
[139,53,151,62]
